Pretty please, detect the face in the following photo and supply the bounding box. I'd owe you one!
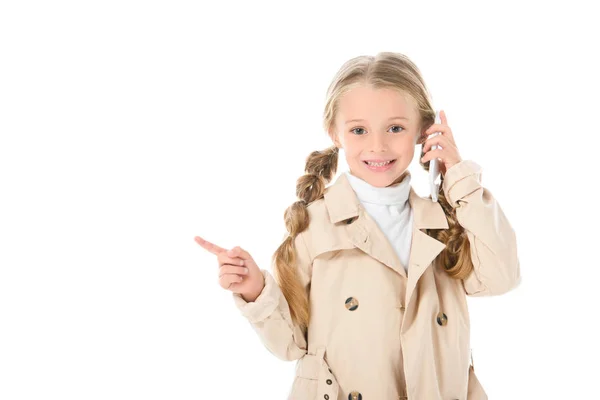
[330,84,426,188]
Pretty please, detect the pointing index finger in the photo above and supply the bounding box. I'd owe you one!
[194,236,226,255]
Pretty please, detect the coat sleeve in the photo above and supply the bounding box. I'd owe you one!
[231,230,312,361]
[442,159,522,296]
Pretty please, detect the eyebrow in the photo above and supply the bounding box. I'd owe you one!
[344,116,409,124]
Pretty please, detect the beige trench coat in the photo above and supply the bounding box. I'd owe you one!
[233,160,521,400]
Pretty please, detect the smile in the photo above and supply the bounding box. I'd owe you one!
[364,160,394,167]
[363,159,396,171]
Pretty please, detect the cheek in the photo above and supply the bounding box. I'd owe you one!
[393,141,416,156]
[344,149,364,165]
[346,150,363,162]
[341,137,361,156]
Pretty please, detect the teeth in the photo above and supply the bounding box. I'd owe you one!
[366,160,392,167]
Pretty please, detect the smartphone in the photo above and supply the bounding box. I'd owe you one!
[428,110,442,202]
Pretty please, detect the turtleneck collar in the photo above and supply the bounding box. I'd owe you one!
[344,170,411,206]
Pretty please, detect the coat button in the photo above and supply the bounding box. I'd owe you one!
[345,297,359,311]
[326,379,332,385]
[348,392,362,400]
[436,311,448,326]
[346,217,356,224]
[324,395,329,399]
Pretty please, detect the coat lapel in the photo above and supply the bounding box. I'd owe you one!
[324,173,408,278]
[404,187,448,307]
[323,171,449,307]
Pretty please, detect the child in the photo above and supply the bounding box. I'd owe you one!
[195,51,521,400]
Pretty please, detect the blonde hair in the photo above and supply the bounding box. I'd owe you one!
[272,52,474,333]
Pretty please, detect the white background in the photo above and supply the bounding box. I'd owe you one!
[1,1,599,399]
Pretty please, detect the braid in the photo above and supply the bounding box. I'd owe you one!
[272,145,339,332]
[423,162,474,280]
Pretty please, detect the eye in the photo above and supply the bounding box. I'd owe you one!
[350,127,366,135]
[389,125,404,134]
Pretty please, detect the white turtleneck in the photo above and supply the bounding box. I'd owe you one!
[344,170,414,273]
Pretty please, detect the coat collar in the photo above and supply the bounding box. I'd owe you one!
[323,171,449,307]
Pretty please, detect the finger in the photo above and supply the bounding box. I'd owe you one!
[438,110,455,141]
[424,120,453,135]
[219,273,244,290]
[421,149,444,164]
[424,125,447,142]
[440,109,447,125]
[219,265,249,278]
[217,252,246,267]
[227,246,253,261]
[194,236,227,255]
[422,133,449,153]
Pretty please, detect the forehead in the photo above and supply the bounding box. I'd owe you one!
[337,85,417,120]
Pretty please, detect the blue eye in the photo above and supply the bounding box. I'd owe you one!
[351,127,366,135]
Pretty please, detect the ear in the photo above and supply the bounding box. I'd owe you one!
[328,128,342,148]
[415,129,427,146]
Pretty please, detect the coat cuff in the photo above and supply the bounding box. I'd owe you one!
[442,160,484,208]
[232,269,280,323]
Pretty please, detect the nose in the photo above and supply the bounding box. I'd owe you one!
[369,131,388,152]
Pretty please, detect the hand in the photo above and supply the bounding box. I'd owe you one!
[194,236,265,302]
[420,110,463,176]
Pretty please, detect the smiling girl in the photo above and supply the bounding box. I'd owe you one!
[196,51,520,399]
